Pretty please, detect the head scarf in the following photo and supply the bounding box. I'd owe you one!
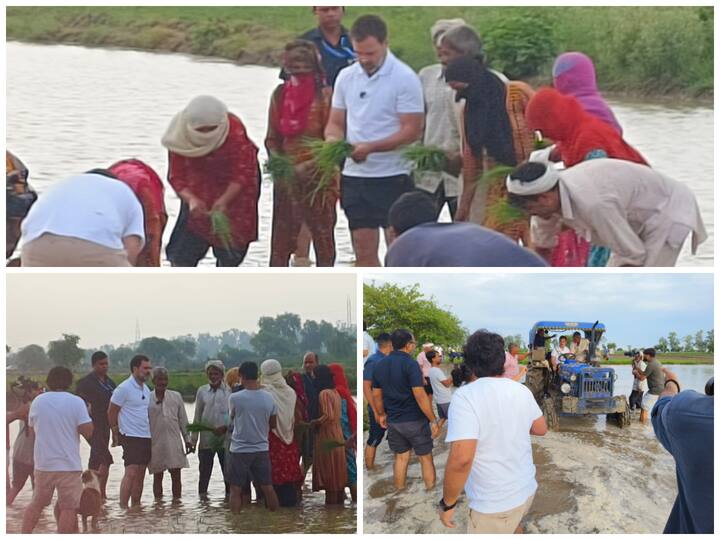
[553,52,623,135]
[261,359,297,445]
[506,163,560,195]
[161,95,230,158]
[225,367,241,390]
[329,363,356,432]
[445,56,517,165]
[278,40,326,138]
[525,88,647,167]
[205,359,225,375]
[430,18,467,46]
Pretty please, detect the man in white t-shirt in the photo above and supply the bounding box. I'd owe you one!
[22,366,93,534]
[362,321,375,363]
[325,14,425,267]
[20,170,145,267]
[439,330,547,534]
[108,354,152,508]
[550,335,572,371]
[427,351,453,429]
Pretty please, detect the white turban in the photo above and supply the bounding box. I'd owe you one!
[162,95,230,158]
[430,18,467,46]
[506,164,560,196]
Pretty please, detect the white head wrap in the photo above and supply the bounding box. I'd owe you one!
[506,164,560,196]
[430,18,467,46]
[260,359,296,445]
[161,95,230,158]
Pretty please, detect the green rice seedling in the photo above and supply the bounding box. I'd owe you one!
[487,198,527,225]
[477,164,515,186]
[320,439,346,453]
[263,154,295,185]
[210,210,234,251]
[403,144,447,173]
[185,422,217,433]
[304,138,353,204]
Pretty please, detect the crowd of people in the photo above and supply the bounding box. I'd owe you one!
[363,327,714,534]
[6,8,707,267]
[7,351,356,533]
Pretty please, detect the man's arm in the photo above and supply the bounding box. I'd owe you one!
[363,380,379,416]
[411,386,437,424]
[122,235,143,266]
[324,108,347,142]
[269,414,278,430]
[107,403,120,434]
[370,387,387,429]
[350,113,424,162]
[530,415,548,436]
[441,377,453,388]
[78,421,94,443]
[440,439,477,528]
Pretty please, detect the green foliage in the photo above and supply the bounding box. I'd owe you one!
[47,334,84,369]
[190,20,229,55]
[403,145,447,173]
[264,154,295,185]
[364,282,467,347]
[210,211,234,251]
[303,138,353,205]
[483,13,556,79]
[13,344,50,371]
[486,199,526,226]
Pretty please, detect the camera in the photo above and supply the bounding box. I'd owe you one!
[624,350,641,358]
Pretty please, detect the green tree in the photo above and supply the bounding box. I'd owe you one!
[217,345,256,366]
[682,335,693,352]
[47,334,84,370]
[607,342,617,352]
[110,346,135,370]
[137,337,192,369]
[694,330,706,352]
[667,332,680,352]
[300,320,324,353]
[655,337,669,353]
[705,329,714,353]
[363,282,466,347]
[251,313,302,358]
[14,344,50,371]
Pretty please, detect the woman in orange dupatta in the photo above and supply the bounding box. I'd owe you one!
[265,40,338,267]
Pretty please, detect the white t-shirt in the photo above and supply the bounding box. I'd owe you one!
[446,377,542,513]
[28,391,92,472]
[551,345,572,360]
[332,51,424,178]
[110,376,151,438]
[428,366,453,404]
[363,331,375,362]
[634,360,649,392]
[21,173,146,249]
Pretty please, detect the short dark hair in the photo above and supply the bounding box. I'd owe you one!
[507,342,517,352]
[573,332,582,339]
[463,330,506,378]
[559,335,568,342]
[643,348,656,358]
[46,366,73,391]
[130,354,150,372]
[313,364,336,391]
[376,332,392,346]
[91,351,108,365]
[239,361,259,380]
[351,14,388,43]
[389,191,438,235]
[391,329,414,350]
[427,351,438,362]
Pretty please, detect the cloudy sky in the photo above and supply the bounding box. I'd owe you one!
[364,272,713,348]
[7,273,356,349]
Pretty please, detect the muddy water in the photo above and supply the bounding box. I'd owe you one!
[6,42,714,266]
[6,402,356,534]
[363,364,713,534]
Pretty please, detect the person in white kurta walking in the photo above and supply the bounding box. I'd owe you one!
[506,160,707,266]
[148,368,192,500]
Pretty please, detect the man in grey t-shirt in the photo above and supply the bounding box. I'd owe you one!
[635,348,665,424]
[227,362,279,513]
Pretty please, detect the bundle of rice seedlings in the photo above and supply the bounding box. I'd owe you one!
[185,422,217,433]
[263,154,295,185]
[304,138,353,204]
[320,439,346,453]
[477,164,515,186]
[403,144,447,173]
[533,130,552,150]
[210,210,234,252]
[486,198,527,225]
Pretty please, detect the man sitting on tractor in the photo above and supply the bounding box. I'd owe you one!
[550,335,572,371]
[570,332,590,362]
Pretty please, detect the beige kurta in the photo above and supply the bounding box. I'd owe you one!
[532,159,707,267]
[148,389,190,474]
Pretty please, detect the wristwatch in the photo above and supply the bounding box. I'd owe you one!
[438,497,458,512]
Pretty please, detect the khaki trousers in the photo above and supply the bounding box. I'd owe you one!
[467,494,535,534]
[22,234,131,267]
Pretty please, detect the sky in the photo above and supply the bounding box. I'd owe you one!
[364,273,713,348]
[7,273,356,349]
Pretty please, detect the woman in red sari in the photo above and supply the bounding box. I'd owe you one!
[265,40,337,267]
[525,87,648,266]
[108,159,167,267]
[162,95,260,267]
[329,363,357,502]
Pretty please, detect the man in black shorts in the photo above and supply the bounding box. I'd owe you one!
[76,351,117,499]
[108,355,152,508]
[325,15,425,266]
[371,329,440,490]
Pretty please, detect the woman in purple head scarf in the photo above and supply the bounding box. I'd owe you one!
[553,52,623,135]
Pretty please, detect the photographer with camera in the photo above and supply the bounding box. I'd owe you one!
[634,348,664,424]
[6,376,43,505]
[651,370,713,533]
[628,350,647,412]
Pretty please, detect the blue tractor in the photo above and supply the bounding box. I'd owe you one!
[525,321,630,430]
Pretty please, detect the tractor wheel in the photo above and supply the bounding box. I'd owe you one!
[542,397,559,431]
[615,397,632,428]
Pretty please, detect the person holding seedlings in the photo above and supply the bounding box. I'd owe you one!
[311,365,347,505]
[191,360,231,497]
[443,32,535,243]
[506,160,707,267]
[147,367,192,500]
[162,95,260,267]
[325,15,424,267]
[266,40,338,267]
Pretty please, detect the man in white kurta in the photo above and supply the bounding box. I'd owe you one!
[506,159,707,267]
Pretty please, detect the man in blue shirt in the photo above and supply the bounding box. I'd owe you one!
[651,368,713,533]
[363,332,392,469]
[371,329,439,490]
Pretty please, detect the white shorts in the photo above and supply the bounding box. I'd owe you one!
[641,392,659,412]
